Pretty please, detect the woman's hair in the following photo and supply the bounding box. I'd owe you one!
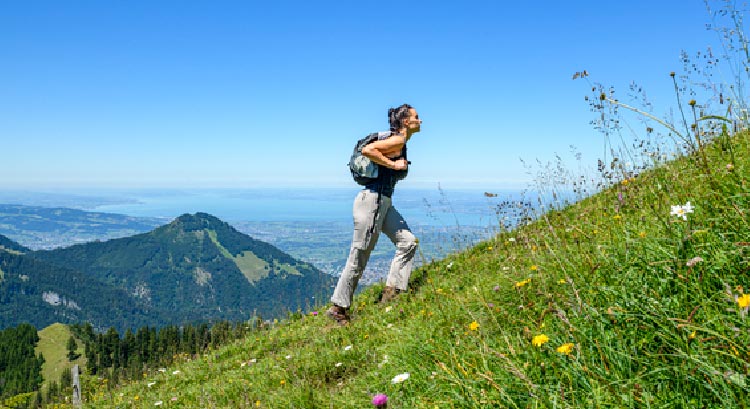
[388,104,413,133]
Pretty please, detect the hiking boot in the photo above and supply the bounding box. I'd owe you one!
[326,305,350,326]
[379,286,400,304]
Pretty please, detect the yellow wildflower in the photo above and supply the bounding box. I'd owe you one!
[558,278,566,284]
[689,331,696,340]
[515,278,531,288]
[613,214,622,220]
[469,321,480,331]
[556,343,574,355]
[256,400,261,407]
[639,231,647,238]
[280,379,286,385]
[487,246,493,251]
[530,265,538,271]
[738,294,750,309]
[532,334,549,347]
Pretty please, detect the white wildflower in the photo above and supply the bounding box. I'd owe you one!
[344,345,353,351]
[670,201,694,221]
[391,372,410,384]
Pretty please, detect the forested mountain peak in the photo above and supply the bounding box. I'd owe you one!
[24,213,334,326]
[168,212,227,231]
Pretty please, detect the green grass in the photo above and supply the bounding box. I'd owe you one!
[74,129,750,408]
[36,323,85,392]
[207,229,301,283]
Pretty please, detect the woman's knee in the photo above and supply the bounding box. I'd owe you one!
[398,231,418,251]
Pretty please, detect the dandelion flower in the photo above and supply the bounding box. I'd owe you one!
[372,393,388,407]
[530,265,538,271]
[487,246,493,251]
[532,334,549,347]
[469,321,480,331]
[556,343,574,355]
[280,379,286,385]
[515,278,531,288]
[558,278,566,284]
[391,372,410,384]
[639,231,647,238]
[738,294,750,309]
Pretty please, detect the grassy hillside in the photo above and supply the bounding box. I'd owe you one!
[36,323,85,391]
[74,128,750,407]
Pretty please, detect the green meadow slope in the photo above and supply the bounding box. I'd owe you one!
[36,323,85,392]
[80,131,750,407]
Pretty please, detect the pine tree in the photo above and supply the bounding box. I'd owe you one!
[66,336,78,361]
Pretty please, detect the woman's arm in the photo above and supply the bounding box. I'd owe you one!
[361,135,408,170]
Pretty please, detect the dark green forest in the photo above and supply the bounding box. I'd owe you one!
[0,324,44,399]
[0,320,262,408]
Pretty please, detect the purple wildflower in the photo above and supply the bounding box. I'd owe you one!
[372,393,388,407]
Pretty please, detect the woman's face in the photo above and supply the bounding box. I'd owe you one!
[405,108,422,133]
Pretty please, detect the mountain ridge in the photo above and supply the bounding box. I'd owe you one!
[1,212,335,332]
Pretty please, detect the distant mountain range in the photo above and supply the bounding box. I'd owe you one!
[0,213,334,332]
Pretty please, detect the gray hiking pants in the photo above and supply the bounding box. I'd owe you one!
[330,189,418,309]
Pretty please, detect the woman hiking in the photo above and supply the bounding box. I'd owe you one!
[327,104,423,325]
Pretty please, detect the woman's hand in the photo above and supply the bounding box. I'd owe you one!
[392,158,408,170]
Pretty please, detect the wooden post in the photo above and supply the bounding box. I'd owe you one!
[71,365,81,408]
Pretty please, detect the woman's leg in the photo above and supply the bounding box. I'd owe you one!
[381,206,418,291]
[330,190,392,308]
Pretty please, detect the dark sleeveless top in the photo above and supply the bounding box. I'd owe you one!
[364,142,408,198]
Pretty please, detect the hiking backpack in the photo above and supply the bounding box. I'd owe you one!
[348,131,408,186]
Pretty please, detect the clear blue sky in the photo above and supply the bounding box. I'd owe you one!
[0,1,716,190]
